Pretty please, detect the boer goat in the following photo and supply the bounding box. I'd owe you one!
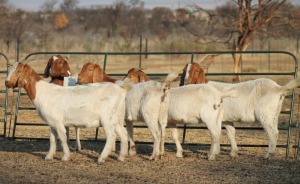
[77,62,117,84]
[44,55,72,86]
[5,62,129,163]
[180,62,300,158]
[124,73,177,159]
[43,55,81,150]
[125,72,237,160]
[76,64,150,153]
[77,62,150,85]
[123,68,150,83]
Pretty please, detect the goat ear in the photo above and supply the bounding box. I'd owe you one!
[93,64,103,82]
[43,59,52,78]
[138,71,149,82]
[63,61,72,76]
[17,65,30,87]
[179,64,188,86]
[196,65,208,84]
[195,72,205,84]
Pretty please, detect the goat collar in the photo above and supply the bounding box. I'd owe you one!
[51,76,64,81]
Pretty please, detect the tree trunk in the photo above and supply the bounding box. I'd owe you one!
[233,47,242,83]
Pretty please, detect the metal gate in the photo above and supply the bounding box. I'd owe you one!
[8,51,299,159]
[0,53,11,139]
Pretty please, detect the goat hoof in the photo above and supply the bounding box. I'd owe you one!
[176,151,183,158]
[129,146,137,156]
[75,147,82,152]
[117,155,125,162]
[208,154,216,161]
[149,155,161,161]
[149,156,156,161]
[98,158,106,164]
[264,152,275,159]
[61,155,70,161]
[230,151,239,158]
[45,155,53,161]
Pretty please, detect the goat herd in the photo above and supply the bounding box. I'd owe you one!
[4,55,300,164]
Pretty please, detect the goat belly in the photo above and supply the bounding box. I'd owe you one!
[64,120,100,128]
[63,108,101,128]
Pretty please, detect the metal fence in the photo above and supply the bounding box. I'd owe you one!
[5,50,300,159]
[0,53,11,139]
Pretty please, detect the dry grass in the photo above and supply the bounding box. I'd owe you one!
[0,51,300,183]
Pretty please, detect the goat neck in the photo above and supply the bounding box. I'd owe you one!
[50,77,64,86]
[100,71,117,83]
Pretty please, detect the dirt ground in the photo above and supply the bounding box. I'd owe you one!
[1,53,300,183]
[0,137,300,184]
[1,119,300,184]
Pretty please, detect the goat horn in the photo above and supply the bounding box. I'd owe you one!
[134,68,146,71]
[198,54,218,69]
[19,57,35,64]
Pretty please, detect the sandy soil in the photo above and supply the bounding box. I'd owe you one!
[1,53,300,183]
[0,138,300,184]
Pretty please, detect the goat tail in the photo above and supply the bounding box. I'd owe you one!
[161,72,179,92]
[280,78,300,92]
[221,89,238,99]
[116,80,134,92]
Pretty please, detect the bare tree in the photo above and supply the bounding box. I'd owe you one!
[102,2,125,38]
[60,0,79,12]
[150,7,175,43]
[117,7,146,47]
[41,0,58,13]
[0,1,27,54]
[177,0,291,82]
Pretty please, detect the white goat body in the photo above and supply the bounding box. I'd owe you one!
[125,73,178,159]
[125,74,237,160]
[5,63,128,164]
[206,78,300,158]
[165,84,237,160]
[181,62,300,158]
[38,82,128,163]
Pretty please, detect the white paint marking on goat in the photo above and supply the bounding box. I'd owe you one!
[184,64,191,85]
[67,70,71,76]
[6,62,18,81]
[52,55,59,61]
[63,76,77,86]
[24,79,28,84]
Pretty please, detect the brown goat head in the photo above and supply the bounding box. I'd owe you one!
[123,68,150,83]
[5,62,41,89]
[43,55,71,86]
[180,63,208,86]
[77,62,116,84]
[44,55,71,78]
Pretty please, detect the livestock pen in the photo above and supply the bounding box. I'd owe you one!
[0,53,11,139]
[3,50,300,160]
